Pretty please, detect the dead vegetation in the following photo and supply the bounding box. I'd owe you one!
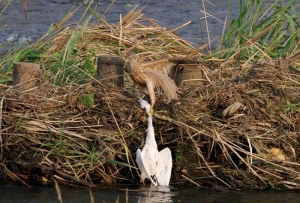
[0,3,300,189]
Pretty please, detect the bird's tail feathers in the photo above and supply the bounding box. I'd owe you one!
[143,70,178,101]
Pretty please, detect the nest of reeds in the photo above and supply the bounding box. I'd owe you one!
[0,4,300,189]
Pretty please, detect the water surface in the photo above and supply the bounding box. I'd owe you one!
[1,182,300,203]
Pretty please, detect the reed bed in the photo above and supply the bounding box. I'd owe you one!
[0,0,300,189]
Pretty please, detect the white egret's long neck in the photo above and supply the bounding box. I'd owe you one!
[145,115,157,146]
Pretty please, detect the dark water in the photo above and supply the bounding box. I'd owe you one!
[1,182,300,203]
[1,0,300,202]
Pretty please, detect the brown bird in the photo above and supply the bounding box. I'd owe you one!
[125,54,178,108]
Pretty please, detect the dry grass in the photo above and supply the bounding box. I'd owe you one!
[0,3,300,190]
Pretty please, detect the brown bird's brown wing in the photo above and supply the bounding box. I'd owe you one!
[125,54,178,106]
[143,69,177,102]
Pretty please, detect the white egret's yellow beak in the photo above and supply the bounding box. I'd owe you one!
[148,105,154,116]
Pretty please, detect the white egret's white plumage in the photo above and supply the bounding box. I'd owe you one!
[136,99,172,186]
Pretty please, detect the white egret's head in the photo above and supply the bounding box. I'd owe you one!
[139,98,151,113]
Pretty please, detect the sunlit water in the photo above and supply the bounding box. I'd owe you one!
[1,0,300,202]
[1,182,300,203]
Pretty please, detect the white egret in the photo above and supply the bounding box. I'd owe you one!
[136,99,172,186]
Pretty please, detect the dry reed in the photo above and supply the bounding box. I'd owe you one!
[0,4,300,190]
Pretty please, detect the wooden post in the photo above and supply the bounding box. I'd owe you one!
[97,55,124,88]
[12,62,42,91]
[173,65,204,87]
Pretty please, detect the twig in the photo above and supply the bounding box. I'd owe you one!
[0,95,5,161]
[182,174,200,186]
